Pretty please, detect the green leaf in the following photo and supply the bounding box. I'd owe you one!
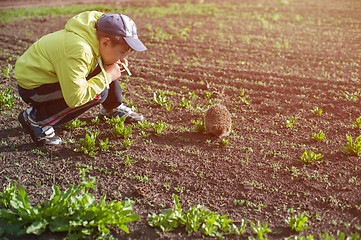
[172,194,182,214]
[80,227,93,235]
[49,216,71,232]
[50,185,61,201]
[0,220,25,236]
[26,219,48,235]
[0,173,140,239]
[119,224,130,234]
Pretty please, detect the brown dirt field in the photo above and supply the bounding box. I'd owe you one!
[0,0,145,10]
[1,0,361,239]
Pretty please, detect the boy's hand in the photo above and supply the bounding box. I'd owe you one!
[104,63,121,82]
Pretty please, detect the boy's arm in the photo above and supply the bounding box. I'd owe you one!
[54,54,111,108]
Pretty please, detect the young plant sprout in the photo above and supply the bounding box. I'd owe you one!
[192,116,206,133]
[1,64,13,78]
[65,118,87,130]
[148,194,247,237]
[352,117,361,129]
[151,120,170,136]
[313,130,325,142]
[340,90,360,102]
[0,86,16,110]
[74,131,99,157]
[286,116,298,128]
[312,106,323,115]
[341,135,361,156]
[220,138,229,146]
[299,150,323,163]
[122,139,134,149]
[286,212,311,232]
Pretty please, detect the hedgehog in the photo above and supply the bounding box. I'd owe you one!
[204,104,232,138]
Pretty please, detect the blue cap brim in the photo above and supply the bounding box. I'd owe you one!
[124,37,147,52]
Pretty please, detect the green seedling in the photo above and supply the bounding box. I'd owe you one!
[74,131,99,157]
[115,124,133,139]
[239,88,251,105]
[152,92,170,107]
[118,81,126,90]
[148,194,247,237]
[318,231,360,240]
[291,166,300,178]
[340,90,360,101]
[312,106,323,115]
[286,116,298,128]
[64,118,86,130]
[178,97,192,110]
[137,120,152,137]
[176,25,191,39]
[313,130,325,142]
[165,102,174,111]
[249,221,271,240]
[99,138,114,152]
[107,116,133,139]
[240,96,251,105]
[352,117,361,129]
[151,120,170,136]
[290,234,314,240]
[0,86,15,110]
[204,90,213,99]
[0,169,140,239]
[122,139,134,149]
[341,135,361,156]
[107,115,126,126]
[1,64,13,78]
[187,91,198,100]
[286,212,310,232]
[91,116,100,125]
[148,200,182,232]
[124,155,137,167]
[299,150,323,163]
[151,90,173,111]
[220,139,229,146]
[137,120,152,130]
[192,116,206,133]
[149,27,173,42]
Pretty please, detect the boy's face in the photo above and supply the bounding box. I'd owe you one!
[99,37,131,65]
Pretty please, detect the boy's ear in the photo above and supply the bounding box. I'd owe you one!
[99,37,111,48]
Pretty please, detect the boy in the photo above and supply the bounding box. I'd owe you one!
[14,11,146,146]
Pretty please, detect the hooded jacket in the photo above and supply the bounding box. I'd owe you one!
[14,11,110,108]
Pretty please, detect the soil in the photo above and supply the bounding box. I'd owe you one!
[0,0,151,10]
[1,0,361,239]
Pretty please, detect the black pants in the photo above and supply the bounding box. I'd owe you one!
[18,79,123,126]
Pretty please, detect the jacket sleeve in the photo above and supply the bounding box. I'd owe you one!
[54,52,110,108]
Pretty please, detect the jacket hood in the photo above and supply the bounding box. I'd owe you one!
[65,11,104,57]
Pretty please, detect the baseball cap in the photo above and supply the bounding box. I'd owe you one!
[96,14,147,52]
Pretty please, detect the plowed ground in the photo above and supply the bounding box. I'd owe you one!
[0,0,361,239]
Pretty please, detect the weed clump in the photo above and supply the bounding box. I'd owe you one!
[0,169,140,239]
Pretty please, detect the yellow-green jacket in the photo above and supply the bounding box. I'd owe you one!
[14,11,111,108]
